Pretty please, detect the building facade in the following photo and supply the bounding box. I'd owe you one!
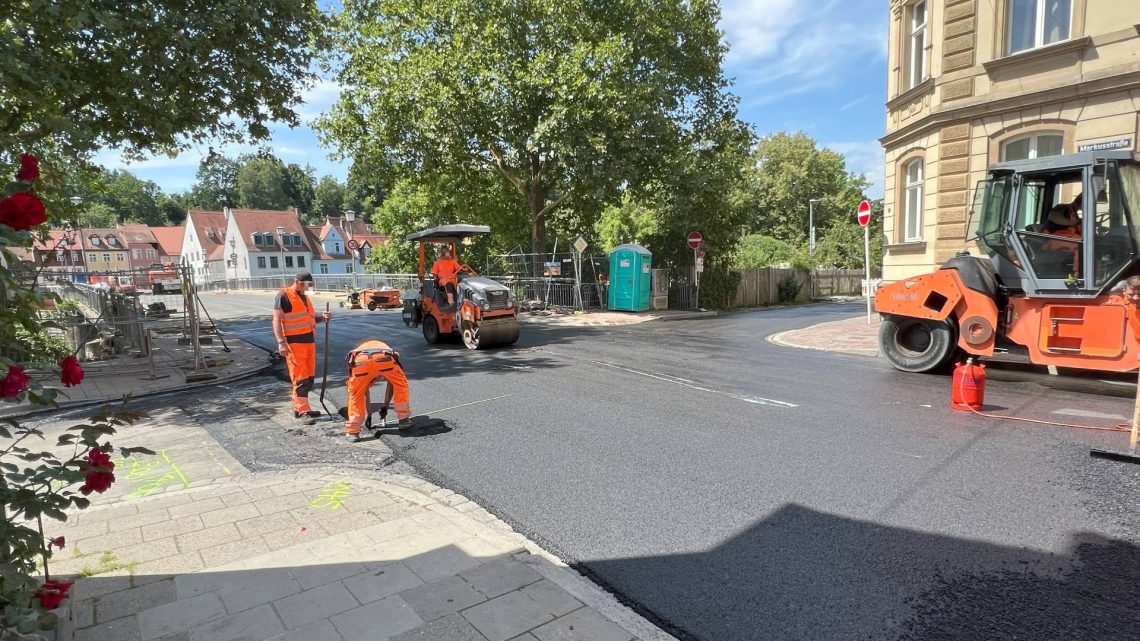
[881,0,1140,281]
[222,208,315,281]
[79,228,131,280]
[182,211,228,285]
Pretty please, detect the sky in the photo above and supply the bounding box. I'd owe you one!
[95,0,888,199]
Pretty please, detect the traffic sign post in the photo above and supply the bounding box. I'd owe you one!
[573,236,587,310]
[687,232,704,309]
[858,200,872,324]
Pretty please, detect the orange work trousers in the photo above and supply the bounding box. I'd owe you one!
[345,342,411,435]
[285,342,316,415]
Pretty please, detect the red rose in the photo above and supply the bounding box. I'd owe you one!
[34,580,72,610]
[16,153,39,182]
[48,536,65,551]
[59,355,84,387]
[79,448,115,496]
[0,365,30,398]
[0,192,47,231]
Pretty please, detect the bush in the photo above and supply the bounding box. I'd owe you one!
[777,274,802,303]
[697,267,741,310]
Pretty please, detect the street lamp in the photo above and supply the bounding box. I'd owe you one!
[69,197,85,283]
[808,198,821,300]
[276,225,287,286]
[229,238,237,289]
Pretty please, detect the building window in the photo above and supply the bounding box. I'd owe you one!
[285,256,294,268]
[103,253,111,263]
[87,254,96,263]
[346,262,353,274]
[147,248,156,259]
[1000,132,1064,161]
[319,263,329,274]
[132,249,140,259]
[71,251,79,262]
[907,1,927,89]
[297,256,306,268]
[257,256,266,269]
[115,253,124,262]
[270,256,279,269]
[903,159,924,242]
[1007,0,1071,56]
[334,242,342,254]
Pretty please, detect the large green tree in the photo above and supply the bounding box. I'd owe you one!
[236,156,292,210]
[1,1,325,165]
[188,154,241,210]
[283,163,316,218]
[742,132,869,245]
[313,176,347,219]
[322,0,734,274]
[95,170,163,226]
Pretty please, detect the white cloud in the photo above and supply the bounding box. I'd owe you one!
[825,140,885,198]
[720,0,886,95]
[297,79,343,121]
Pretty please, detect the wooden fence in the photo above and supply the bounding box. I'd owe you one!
[729,268,868,308]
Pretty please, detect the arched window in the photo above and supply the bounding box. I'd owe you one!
[1001,132,1063,161]
[903,159,924,242]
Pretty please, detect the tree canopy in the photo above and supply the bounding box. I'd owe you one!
[322,0,736,274]
[1,0,326,164]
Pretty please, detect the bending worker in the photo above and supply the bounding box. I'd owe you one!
[344,339,413,440]
[273,272,331,426]
[431,246,461,306]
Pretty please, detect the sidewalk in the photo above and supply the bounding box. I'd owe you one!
[518,308,716,327]
[767,314,881,357]
[40,405,676,641]
[2,333,271,419]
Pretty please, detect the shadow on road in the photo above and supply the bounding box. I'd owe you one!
[582,504,1140,641]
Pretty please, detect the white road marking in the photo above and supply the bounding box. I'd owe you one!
[1052,408,1129,421]
[584,358,797,408]
[422,394,513,415]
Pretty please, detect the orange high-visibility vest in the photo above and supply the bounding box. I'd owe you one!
[279,287,315,344]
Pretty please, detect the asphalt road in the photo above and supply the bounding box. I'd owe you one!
[205,294,1140,641]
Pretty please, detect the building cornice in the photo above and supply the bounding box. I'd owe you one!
[981,36,1092,73]
[880,69,1140,147]
[886,77,935,111]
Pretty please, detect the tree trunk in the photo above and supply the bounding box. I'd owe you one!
[528,173,546,277]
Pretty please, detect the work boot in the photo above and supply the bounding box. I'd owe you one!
[306,410,322,418]
[346,432,363,443]
[294,411,315,426]
[396,417,414,430]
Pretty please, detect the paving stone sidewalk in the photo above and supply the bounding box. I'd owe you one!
[41,408,675,641]
[767,314,881,357]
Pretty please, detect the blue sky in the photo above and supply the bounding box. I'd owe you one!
[95,0,888,199]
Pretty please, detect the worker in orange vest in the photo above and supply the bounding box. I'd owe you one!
[344,339,413,441]
[431,246,462,306]
[273,272,331,425]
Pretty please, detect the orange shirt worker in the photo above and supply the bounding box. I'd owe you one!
[273,272,331,425]
[343,339,413,441]
[431,246,462,305]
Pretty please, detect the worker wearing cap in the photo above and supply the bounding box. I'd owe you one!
[273,272,331,425]
[344,339,413,440]
[431,246,462,306]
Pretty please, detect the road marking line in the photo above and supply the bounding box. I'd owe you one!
[585,358,797,408]
[1052,408,1129,421]
[423,394,512,415]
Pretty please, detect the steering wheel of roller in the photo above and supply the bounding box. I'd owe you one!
[458,264,477,277]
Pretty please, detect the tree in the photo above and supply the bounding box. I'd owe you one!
[735,235,802,269]
[188,154,240,210]
[1,1,326,167]
[157,194,188,226]
[283,163,316,217]
[80,203,118,229]
[236,156,291,210]
[595,193,659,252]
[322,0,734,274]
[94,170,163,226]
[313,176,347,219]
[741,132,869,246]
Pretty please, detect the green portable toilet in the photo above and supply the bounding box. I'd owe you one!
[607,244,652,312]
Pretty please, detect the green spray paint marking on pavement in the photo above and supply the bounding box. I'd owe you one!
[112,450,190,499]
[311,480,352,509]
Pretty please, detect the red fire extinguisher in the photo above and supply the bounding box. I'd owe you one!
[951,358,986,411]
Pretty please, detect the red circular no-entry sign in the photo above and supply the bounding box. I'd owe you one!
[687,231,703,249]
[857,200,872,227]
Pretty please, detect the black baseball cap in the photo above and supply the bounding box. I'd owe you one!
[296,272,314,283]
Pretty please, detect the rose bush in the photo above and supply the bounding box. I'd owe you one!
[0,154,150,638]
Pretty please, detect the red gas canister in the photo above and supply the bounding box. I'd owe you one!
[951,358,986,411]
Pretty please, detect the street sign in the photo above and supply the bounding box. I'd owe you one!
[857,200,872,227]
[348,240,359,250]
[230,253,238,261]
[859,200,872,324]
[687,231,703,249]
[573,235,588,253]
[698,248,707,258]
[696,257,704,272]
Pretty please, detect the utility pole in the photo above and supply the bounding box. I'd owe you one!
[808,199,820,300]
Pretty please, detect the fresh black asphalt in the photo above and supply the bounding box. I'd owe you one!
[160,299,1140,640]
